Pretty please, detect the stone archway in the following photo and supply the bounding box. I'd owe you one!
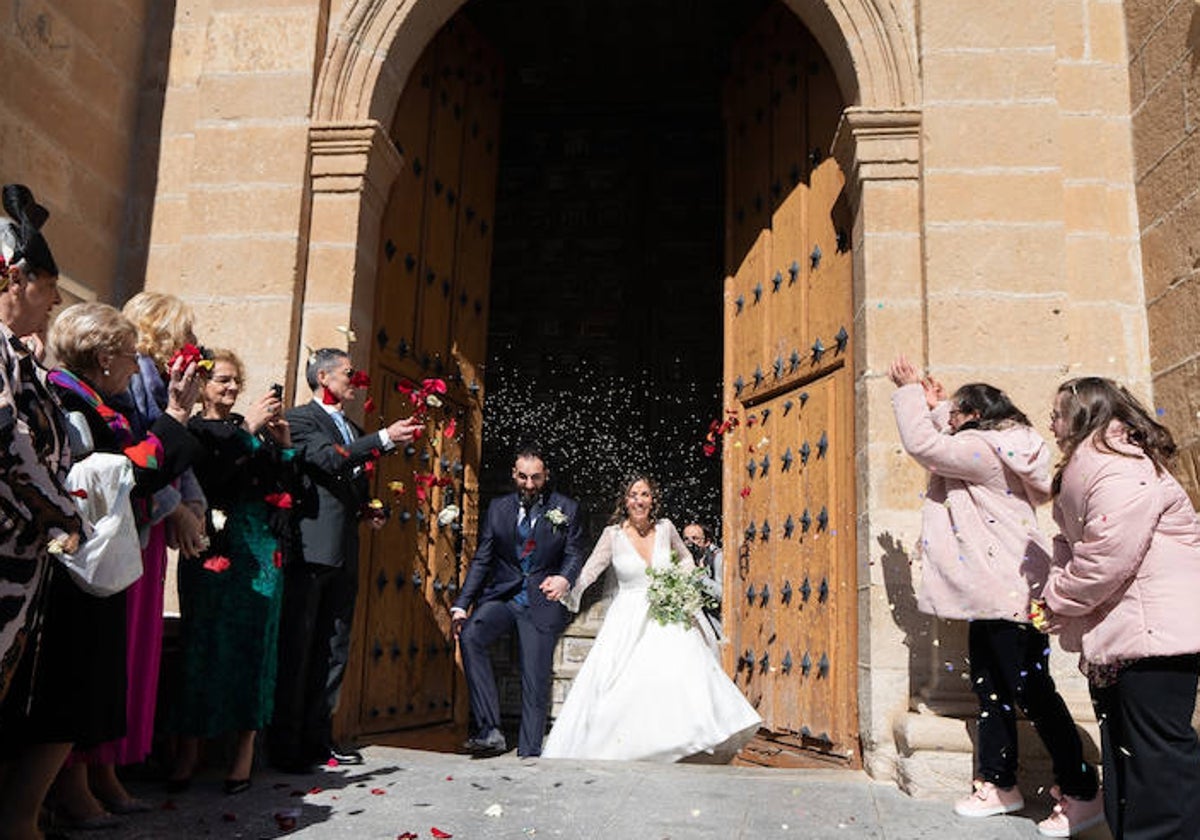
[301,0,924,782]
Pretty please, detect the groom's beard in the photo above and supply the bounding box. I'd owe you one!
[518,489,543,510]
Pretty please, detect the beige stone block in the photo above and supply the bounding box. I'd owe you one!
[859,182,921,234]
[147,196,190,247]
[204,9,320,74]
[1147,276,1200,371]
[188,296,296,392]
[1139,194,1200,299]
[1066,303,1150,382]
[1088,0,1130,63]
[145,244,184,288]
[305,243,359,305]
[868,442,931,512]
[187,186,304,237]
[927,296,1068,368]
[921,49,1058,103]
[155,134,196,195]
[309,193,367,247]
[923,103,1058,168]
[859,234,922,301]
[856,299,923,373]
[1055,62,1131,115]
[1060,114,1135,181]
[1065,235,1142,301]
[192,124,309,185]
[0,111,72,199]
[197,71,315,121]
[1064,182,1112,232]
[925,225,1065,294]
[160,87,200,137]
[923,171,1064,223]
[167,24,207,88]
[178,235,301,297]
[1055,0,1086,62]
[921,0,1054,51]
[1128,66,1185,178]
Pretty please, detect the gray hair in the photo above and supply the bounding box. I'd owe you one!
[305,347,349,390]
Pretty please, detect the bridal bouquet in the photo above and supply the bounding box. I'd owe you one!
[646,551,718,627]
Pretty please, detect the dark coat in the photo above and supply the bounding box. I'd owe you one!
[286,400,378,569]
[454,490,586,632]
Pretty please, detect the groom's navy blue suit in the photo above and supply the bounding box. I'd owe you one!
[454,490,586,756]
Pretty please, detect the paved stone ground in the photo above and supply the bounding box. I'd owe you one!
[83,746,1112,840]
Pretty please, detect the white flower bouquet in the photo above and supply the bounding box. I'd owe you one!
[645,551,718,627]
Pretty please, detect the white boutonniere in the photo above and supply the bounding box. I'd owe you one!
[544,507,568,531]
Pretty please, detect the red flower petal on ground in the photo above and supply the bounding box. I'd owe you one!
[264,492,293,509]
[397,834,419,840]
[370,787,386,795]
[364,396,376,414]
[326,757,339,767]
[444,418,456,438]
[69,488,88,498]
[202,556,232,573]
[431,828,453,838]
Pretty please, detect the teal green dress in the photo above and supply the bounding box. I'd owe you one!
[172,416,298,737]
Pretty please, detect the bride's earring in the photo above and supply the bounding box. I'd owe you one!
[103,368,111,377]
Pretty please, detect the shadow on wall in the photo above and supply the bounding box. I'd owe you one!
[877,532,933,696]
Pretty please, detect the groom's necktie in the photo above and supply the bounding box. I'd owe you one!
[513,503,539,606]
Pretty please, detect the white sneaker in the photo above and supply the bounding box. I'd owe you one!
[954,780,1025,817]
[1037,786,1106,837]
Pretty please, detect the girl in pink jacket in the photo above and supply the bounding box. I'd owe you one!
[889,355,1101,837]
[1044,377,1200,840]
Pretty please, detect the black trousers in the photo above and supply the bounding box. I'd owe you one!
[969,619,1097,797]
[458,599,559,757]
[1091,654,1200,840]
[269,561,357,762]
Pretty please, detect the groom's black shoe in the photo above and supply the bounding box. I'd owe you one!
[324,746,365,765]
[463,728,507,758]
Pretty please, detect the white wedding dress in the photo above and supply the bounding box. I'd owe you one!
[542,520,761,762]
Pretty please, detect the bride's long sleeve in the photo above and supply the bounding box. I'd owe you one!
[561,526,615,613]
[665,520,694,571]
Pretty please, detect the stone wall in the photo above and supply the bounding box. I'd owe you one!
[0,0,159,301]
[1125,0,1200,501]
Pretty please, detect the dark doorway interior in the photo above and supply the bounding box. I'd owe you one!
[466,0,770,533]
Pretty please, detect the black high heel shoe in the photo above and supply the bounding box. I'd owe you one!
[223,778,251,795]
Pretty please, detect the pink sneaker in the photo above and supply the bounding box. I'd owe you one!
[1037,786,1106,837]
[954,780,1025,817]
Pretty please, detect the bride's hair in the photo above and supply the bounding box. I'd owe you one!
[608,473,662,525]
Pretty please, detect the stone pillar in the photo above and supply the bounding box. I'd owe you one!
[301,122,403,414]
[144,0,329,400]
[832,106,927,783]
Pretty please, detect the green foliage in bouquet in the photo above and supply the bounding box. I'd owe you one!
[646,550,719,627]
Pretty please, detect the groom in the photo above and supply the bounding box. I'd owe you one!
[451,445,587,757]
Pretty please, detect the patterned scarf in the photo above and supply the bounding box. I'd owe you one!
[47,368,162,469]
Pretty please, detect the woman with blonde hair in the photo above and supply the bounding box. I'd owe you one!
[1044,377,1200,838]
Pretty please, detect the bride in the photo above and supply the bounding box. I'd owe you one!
[541,475,761,762]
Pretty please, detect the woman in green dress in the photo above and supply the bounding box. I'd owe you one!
[169,349,297,794]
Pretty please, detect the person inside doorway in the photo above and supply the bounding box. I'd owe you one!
[682,521,722,636]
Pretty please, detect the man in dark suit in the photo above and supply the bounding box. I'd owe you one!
[270,348,420,772]
[451,446,587,758]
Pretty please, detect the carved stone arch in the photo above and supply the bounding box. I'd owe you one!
[312,0,918,126]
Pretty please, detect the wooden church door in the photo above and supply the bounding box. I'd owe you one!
[336,14,502,741]
[721,3,859,766]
